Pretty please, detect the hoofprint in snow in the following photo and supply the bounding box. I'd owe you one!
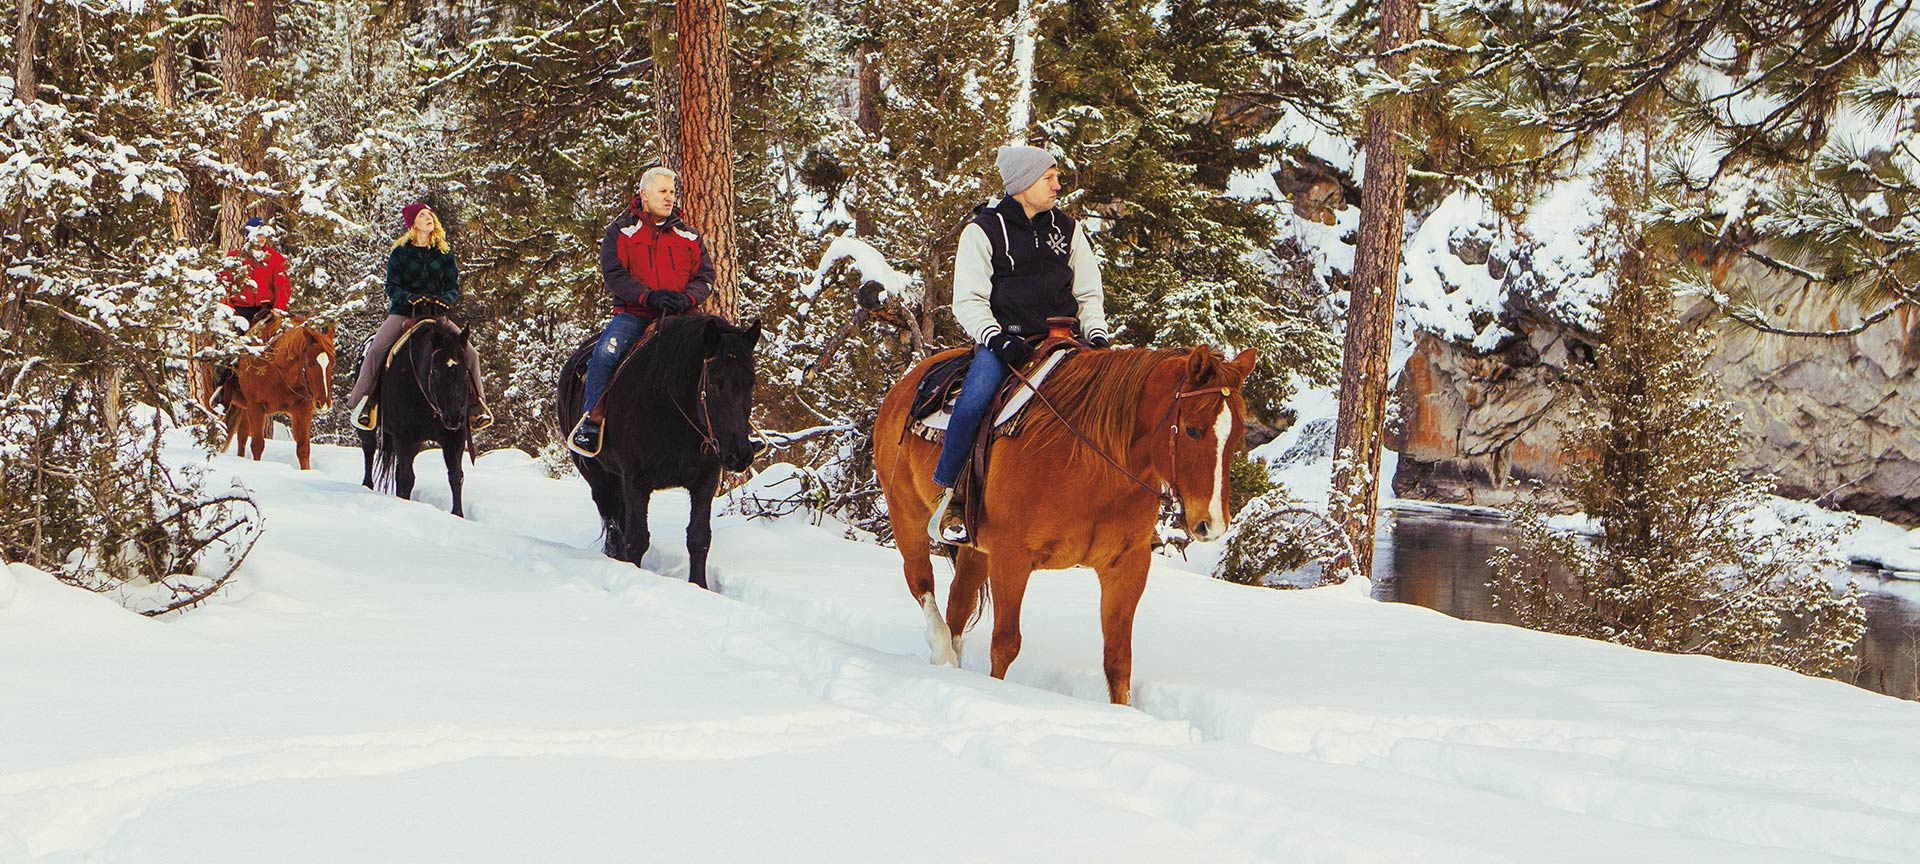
[4,437,1919,863]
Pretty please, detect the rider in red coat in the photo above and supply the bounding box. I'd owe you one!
[567,167,714,456]
[221,217,291,327]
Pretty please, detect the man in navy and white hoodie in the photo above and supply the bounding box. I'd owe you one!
[930,143,1110,544]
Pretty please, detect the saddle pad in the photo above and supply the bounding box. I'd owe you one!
[384,319,440,368]
[919,348,1073,432]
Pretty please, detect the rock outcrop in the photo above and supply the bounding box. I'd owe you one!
[1391,257,1920,525]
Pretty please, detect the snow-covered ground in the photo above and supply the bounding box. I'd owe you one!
[5,438,1920,863]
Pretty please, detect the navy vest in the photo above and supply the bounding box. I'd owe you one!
[971,198,1078,337]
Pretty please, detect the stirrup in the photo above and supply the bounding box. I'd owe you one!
[469,400,494,431]
[351,395,377,431]
[566,415,603,458]
[926,487,969,545]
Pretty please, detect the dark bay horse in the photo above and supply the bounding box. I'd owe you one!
[555,313,761,590]
[875,345,1258,705]
[359,319,475,517]
[227,317,336,470]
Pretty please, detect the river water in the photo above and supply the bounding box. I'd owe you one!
[1367,512,1920,700]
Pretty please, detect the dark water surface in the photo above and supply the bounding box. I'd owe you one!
[1368,512,1920,700]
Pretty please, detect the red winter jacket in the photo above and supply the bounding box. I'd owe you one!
[599,203,715,320]
[221,246,292,311]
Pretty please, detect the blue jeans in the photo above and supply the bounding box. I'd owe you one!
[933,345,1008,488]
[582,312,649,416]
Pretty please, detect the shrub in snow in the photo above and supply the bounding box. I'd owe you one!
[1491,176,1866,676]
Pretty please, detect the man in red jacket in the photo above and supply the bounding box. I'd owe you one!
[211,217,293,411]
[221,217,291,328]
[568,167,714,457]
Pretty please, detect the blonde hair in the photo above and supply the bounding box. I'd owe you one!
[393,211,451,253]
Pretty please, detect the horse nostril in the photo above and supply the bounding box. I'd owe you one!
[1194,520,1211,539]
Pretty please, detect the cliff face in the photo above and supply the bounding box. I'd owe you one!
[1390,259,1920,525]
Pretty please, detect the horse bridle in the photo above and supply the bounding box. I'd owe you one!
[405,327,466,427]
[667,356,722,456]
[1003,354,1234,520]
[270,327,328,405]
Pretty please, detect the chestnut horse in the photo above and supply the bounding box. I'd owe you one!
[875,345,1257,705]
[226,317,337,470]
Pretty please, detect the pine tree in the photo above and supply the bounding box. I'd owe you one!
[1490,171,1866,677]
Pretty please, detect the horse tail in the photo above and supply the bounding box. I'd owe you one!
[371,436,400,494]
[963,579,990,634]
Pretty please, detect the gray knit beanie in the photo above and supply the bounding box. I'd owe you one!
[996,145,1057,196]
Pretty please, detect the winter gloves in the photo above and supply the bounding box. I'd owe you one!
[986,332,1033,369]
[645,289,694,315]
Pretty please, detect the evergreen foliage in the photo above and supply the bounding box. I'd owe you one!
[1490,173,1867,677]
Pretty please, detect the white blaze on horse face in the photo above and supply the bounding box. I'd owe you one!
[1199,402,1232,541]
[313,351,330,374]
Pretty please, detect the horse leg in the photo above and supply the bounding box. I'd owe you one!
[581,463,626,557]
[247,409,267,461]
[443,434,465,518]
[618,480,653,567]
[396,441,419,500]
[226,407,245,456]
[291,405,313,470]
[939,547,990,667]
[1094,545,1153,706]
[359,430,376,489]
[985,550,1036,681]
[685,466,720,591]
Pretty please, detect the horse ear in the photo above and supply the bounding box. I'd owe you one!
[703,317,723,355]
[745,318,762,348]
[324,322,337,337]
[1229,347,1258,379]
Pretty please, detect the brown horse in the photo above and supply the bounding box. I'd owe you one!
[875,344,1258,705]
[226,317,337,470]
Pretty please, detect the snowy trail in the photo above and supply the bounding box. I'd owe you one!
[5,439,1920,862]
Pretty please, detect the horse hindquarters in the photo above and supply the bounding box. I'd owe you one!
[872,362,954,664]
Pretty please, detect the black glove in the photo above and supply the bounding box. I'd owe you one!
[986,332,1033,369]
[645,289,694,315]
[1088,334,1111,349]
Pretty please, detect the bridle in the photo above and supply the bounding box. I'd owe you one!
[668,354,721,456]
[1004,352,1234,520]
[270,326,330,406]
[404,327,467,428]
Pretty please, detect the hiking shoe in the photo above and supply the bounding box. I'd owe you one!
[469,401,494,432]
[926,487,969,545]
[567,416,603,458]
[351,396,376,431]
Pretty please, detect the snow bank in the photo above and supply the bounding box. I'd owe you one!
[3,435,1917,863]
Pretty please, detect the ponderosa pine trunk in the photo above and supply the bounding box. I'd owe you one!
[676,0,738,320]
[649,7,683,175]
[217,0,275,252]
[1329,0,1420,582]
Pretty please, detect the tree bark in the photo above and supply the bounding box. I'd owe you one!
[649,6,683,174]
[217,0,276,252]
[4,0,46,335]
[851,17,881,238]
[153,28,211,248]
[1329,0,1420,582]
[676,0,739,319]
[12,0,41,101]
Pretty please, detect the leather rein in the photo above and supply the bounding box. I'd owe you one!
[1002,351,1233,518]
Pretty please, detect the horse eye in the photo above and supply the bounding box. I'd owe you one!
[1185,426,1201,439]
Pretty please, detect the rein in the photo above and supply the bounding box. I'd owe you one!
[269,328,326,404]
[667,355,721,456]
[403,323,464,427]
[1002,353,1232,518]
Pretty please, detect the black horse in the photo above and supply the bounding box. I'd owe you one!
[360,319,475,517]
[556,313,761,590]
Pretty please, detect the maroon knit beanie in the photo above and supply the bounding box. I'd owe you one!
[401,202,428,229]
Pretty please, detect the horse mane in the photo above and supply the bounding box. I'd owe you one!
[619,314,723,398]
[1019,346,1229,470]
